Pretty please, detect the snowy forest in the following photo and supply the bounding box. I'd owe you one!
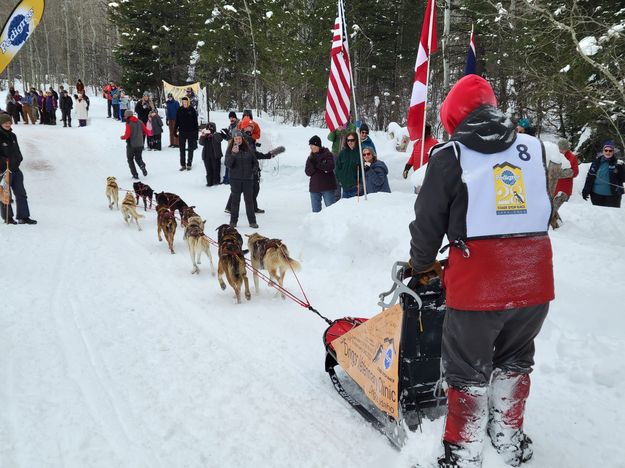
[1,0,624,159]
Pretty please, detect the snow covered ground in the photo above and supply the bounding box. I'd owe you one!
[1,99,624,468]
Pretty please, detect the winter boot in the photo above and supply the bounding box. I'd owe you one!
[487,369,533,467]
[439,386,489,468]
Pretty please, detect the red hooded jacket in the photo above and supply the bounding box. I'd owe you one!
[555,150,579,197]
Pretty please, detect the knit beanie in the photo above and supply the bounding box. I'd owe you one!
[228,111,237,119]
[603,140,615,149]
[308,135,322,147]
[124,110,134,118]
[0,113,12,125]
[231,129,243,138]
[359,123,369,133]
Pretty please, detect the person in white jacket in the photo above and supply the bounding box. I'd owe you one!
[74,93,89,127]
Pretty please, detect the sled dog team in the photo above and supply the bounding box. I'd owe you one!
[105,176,300,303]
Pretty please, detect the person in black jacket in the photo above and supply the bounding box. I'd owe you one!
[581,140,625,207]
[224,130,258,228]
[0,113,37,224]
[134,93,153,124]
[199,122,226,186]
[174,96,199,171]
[59,90,73,127]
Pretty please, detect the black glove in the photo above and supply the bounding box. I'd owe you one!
[268,146,286,157]
[256,142,261,147]
[402,163,411,180]
[582,191,589,201]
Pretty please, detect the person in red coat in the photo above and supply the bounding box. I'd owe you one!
[402,123,439,178]
[550,139,579,228]
[407,75,554,467]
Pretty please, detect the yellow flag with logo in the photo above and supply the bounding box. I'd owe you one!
[0,0,45,75]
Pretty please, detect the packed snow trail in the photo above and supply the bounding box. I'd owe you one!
[1,100,625,467]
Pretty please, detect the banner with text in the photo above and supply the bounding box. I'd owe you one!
[332,304,404,420]
[0,0,45,75]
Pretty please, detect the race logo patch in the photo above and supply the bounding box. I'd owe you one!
[493,162,527,215]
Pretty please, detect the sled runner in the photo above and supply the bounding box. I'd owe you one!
[323,261,446,448]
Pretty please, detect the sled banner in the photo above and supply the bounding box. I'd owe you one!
[0,0,45,75]
[332,304,403,420]
[162,80,201,102]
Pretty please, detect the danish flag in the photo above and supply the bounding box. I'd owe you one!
[325,0,351,132]
[407,0,437,141]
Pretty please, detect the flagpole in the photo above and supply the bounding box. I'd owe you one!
[342,0,368,200]
[419,1,436,168]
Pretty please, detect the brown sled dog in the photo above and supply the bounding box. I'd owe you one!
[180,205,200,228]
[184,215,215,274]
[246,233,301,298]
[120,191,144,231]
[105,176,119,210]
[133,181,154,211]
[157,204,177,254]
[216,224,250,304]
[155,191,188,219]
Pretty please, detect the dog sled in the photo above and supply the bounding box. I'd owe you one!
[323,261,447,448]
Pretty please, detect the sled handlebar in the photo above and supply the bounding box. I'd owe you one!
[377,261,422,310]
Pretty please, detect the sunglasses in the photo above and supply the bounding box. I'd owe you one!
[346,138,356,142]
[604,149,614,153]
[360,130,368,134]
[363,152,372,156]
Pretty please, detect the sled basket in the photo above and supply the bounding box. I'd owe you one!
[323,262,446,448]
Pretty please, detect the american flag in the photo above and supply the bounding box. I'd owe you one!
[407,0,437,142]
[325,0,351,132]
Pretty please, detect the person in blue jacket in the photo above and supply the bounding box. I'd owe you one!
[165,93,180,148]
[582,140,625,207]
[362,148,391,194]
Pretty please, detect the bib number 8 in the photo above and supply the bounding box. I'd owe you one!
[517,144,531,161]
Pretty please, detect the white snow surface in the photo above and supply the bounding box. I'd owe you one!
[2,99,625,467]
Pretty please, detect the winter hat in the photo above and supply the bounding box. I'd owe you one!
[308,135,322,147]
[167,93,173,98]
[517,118,531,130]
[231,129,244,138]
[208,122,217,132]
[558,139,571,151]
[0,113,12,125]
[143,91,149,97]
[359,123,369,133]
[181,96,189,102]
[228,111,237,119]
[124,110,134,118]
[603,140,615,150]
[439,74,498,135]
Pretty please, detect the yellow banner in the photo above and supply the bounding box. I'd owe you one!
[162,80,200,102]
[332,304,403,420]
[0,0,45,75]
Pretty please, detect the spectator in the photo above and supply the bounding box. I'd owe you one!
[110,84,121,121]
[403,123,439,178]
[12,91,23,124]
[103,80,113,118]
[21,90,36,124]
[5,89,19,124]
[238,109,261,141]
[0,113,37,225]
[119,91,131,122]
[147,110,163,151]
[36,90,46,125]
[363,148,391,194]
[60,90,73,127]
[49,87,59,102]
[174,96,199,171]
[185,87,198,110]
[328,121,356,156]
[224,130,258,228]
[200,122,226,187]
[359,123,377,153]
[74,93,89,127]
[44,91,58,125]
[550,138,579,226]
[165,93,180,147]
[335,131,361,198]
[121,110,150,180]
[582,140,625,208]
[76,79,85,94]
[134,92,153,124]
[222,111,239,184]
[516,117,535,136]
[305,135,336,213]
